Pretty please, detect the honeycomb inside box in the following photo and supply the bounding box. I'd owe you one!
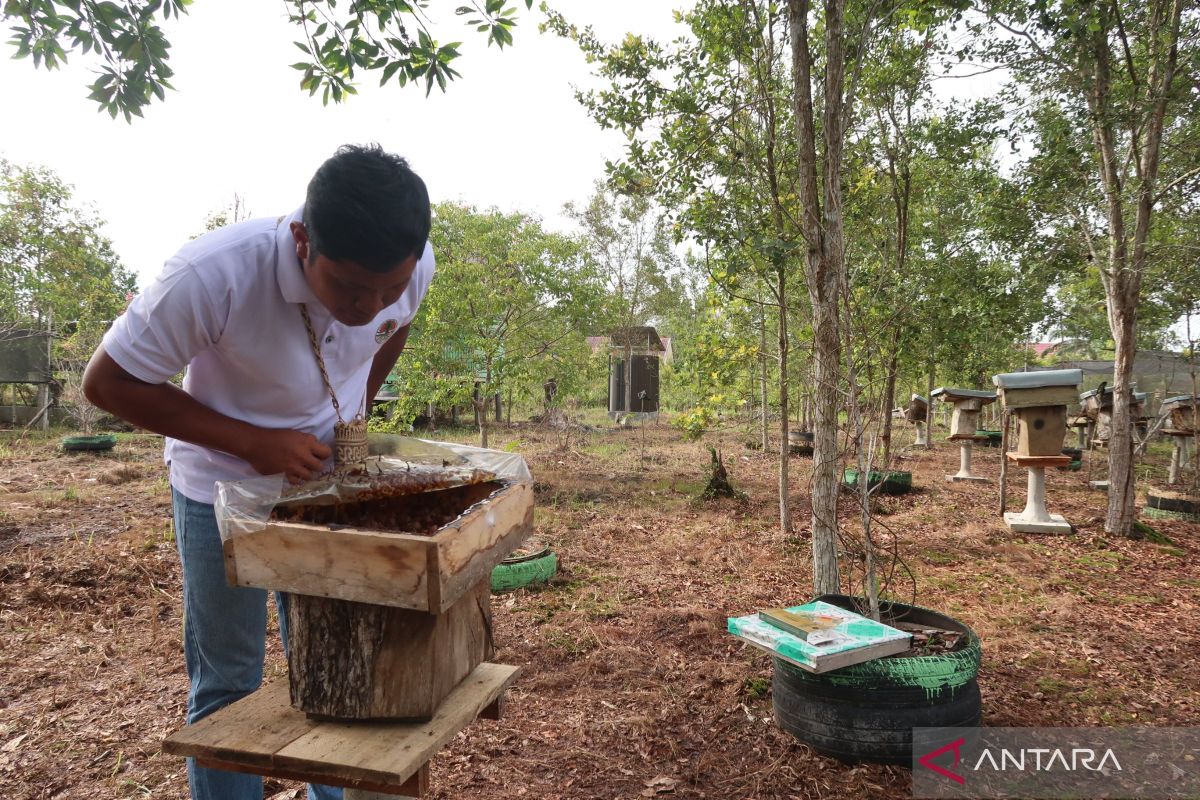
[271,466,504,536]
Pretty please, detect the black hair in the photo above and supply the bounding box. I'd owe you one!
[303,144,431,273]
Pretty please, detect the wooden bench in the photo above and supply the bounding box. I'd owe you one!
[163,662,520,799]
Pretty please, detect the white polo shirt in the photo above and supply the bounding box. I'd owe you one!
[103,207,435,504]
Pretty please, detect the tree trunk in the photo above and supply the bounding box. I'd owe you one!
[760,302,770,452]
[925,363,935,450]
[880,337,899,467]
[789,0,844,596]
[778,270,792,537]
[285,579,493,721]
[810,296,840,593]
[494,393,502,424]
[1105,305,1138,536]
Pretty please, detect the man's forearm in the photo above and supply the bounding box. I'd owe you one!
[84,350,259,462]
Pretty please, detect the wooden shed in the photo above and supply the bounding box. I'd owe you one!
[607,326,665,419]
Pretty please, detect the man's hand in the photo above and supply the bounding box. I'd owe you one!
[240,429,333,484]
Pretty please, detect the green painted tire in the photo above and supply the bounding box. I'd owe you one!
[491,548,558,592]
[62,434,117,453]
[1144,506,1200,522]
[842,467,912,495]
[772,594,982,764]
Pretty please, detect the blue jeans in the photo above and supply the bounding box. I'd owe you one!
[172,488,341,800]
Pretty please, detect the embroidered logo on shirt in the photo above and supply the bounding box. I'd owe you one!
[375,319,399,344]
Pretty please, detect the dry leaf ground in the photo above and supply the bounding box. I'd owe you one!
[1,420,1196,799]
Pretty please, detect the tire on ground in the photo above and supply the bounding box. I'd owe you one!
[61,434,117,453]
[491,550,558,592]
[772,594,982,764]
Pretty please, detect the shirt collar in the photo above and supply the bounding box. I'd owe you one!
[275,205,319,305]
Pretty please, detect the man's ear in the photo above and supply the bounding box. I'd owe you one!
[290,221,310,263]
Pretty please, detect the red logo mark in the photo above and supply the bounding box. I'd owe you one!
[919,737,966,785]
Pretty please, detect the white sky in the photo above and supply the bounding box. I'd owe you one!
[0,1,691,289]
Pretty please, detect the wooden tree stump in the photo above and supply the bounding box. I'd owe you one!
[701,447,747,501]
[287,577,493,722]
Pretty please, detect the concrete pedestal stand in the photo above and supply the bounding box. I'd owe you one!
[1166,431,1193,484]
[1003,454,1073,534]
[947,438,989,483]
[1068,415,1089,449]
[914,422,928,447]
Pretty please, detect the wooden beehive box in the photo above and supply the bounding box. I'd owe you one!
[1165,396,1199,434]
[1015,406,1068,456]
[224,479,534,613]
[993,370,1080,457]
[933,388,996,440]
[904,394,928,423]
[950,407,980,438]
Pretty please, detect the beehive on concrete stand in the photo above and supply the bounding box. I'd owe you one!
[932,387,996,439]
[993,369,1082,534]
[931,387,997,482]
[994,371,1081,457]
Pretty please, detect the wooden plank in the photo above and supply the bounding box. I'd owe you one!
[194,757,427,796]
[757,608,842,642]
[164,663,518,790]
[273,663,519,787]
[224,524,431,610]
[1004,453,1072,467]
[727,601,911,674]
[434,482,534,614]
[163,682,312,768]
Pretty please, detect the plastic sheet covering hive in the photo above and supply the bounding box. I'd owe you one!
[214,434,531,543]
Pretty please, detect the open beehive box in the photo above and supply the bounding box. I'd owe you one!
[221,461,534,614]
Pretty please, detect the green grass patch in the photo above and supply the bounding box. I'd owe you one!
[1074,550,1123,571]
[1035,676,1072,696]
[582,440,627,458]
[741,676,771,701]
[542,628,596,656]
[920,548,959,566]
[1133,521,1172,543]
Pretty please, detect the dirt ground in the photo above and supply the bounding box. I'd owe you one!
[1,421,1197,800]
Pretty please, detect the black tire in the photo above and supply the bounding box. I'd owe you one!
[1146,487,1200,516]
[773,674,981,764]
[61,434,117,452]
[771,594,982,764]
[976,430,1003,448]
